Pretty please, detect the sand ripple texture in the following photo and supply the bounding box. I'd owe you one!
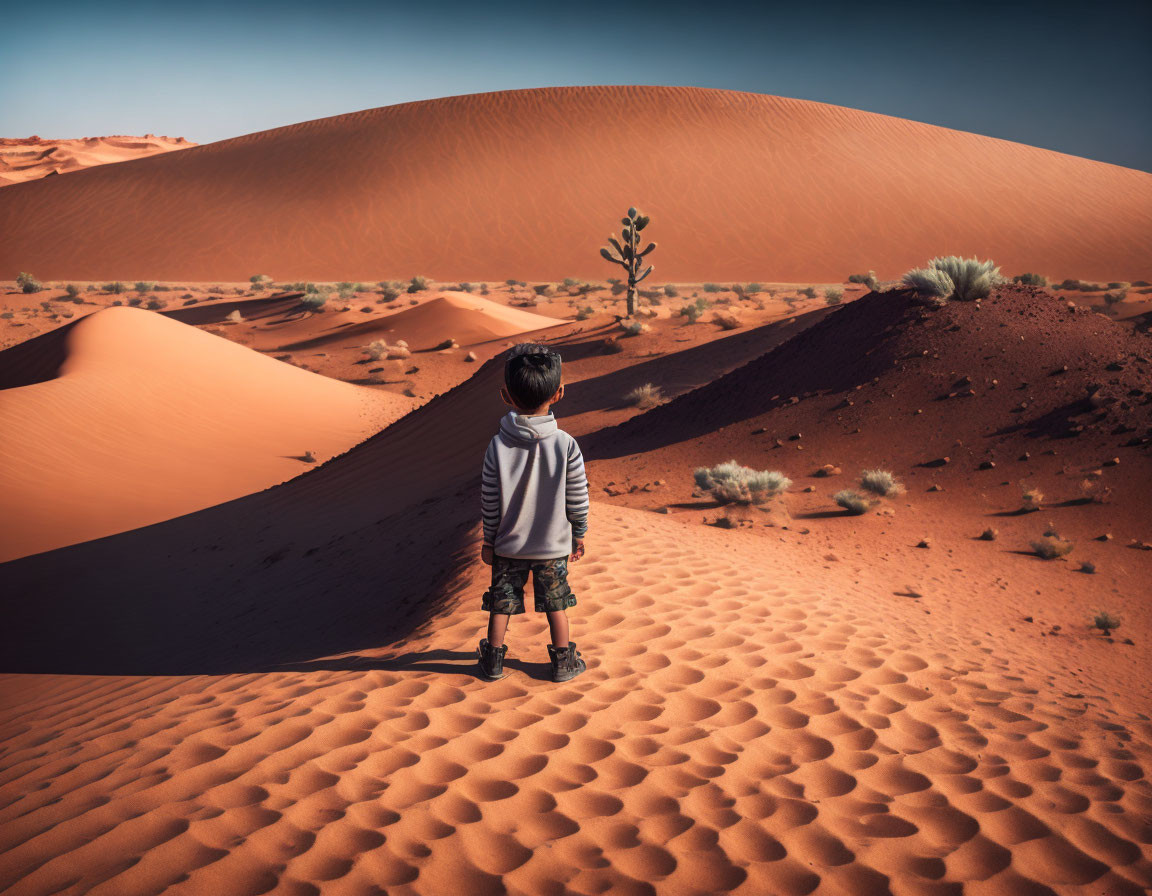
[2,505,1150,895]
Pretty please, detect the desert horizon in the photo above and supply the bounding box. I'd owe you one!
[2,11,1151,889]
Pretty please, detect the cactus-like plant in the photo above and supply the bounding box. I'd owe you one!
[600,207,656,317]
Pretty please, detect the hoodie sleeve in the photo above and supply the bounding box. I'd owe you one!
[565,436,589,539]
[481,438,501,545]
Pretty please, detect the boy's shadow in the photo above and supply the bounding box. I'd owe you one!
[279,648,555,681]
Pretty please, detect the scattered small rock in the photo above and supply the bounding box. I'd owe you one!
[916,539,931,549]
[1102,457,1119,467]
[978,460,996,470]
[927,484,943,492]
[1079,561,1096,574]
[978,528,997,541]
[465,351,477,362]
[1096,533,1112,542]
[1019,452,1030,461]
[923,457,950,468]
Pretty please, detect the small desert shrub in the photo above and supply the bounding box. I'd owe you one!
[743,283,763,295]
[407,276,431,293]
[575,306,594,320]
[1091,611,1121,636]
[1013,272,1047,286]
[929,256,1006,301]
[367,339,411,361]
[379,286,401,302]
[859,469,903,497]
[17,272,42,293]
[0,311,13,319]
[207,285,225,295]
[127,296,143,306]
[694,461,791,505]
[1103,290,1127,307]
[824,287,843,305]
[621,320,649,337]
[146,298,168,310]
[303,450,317,463]
[226,308,243,322]
[902,266,955,301]
[250,274,272,285]
[625,383,664,409]
[1054,278,1082,291]
[301,291,328,310]
[455,282,475,293]
[702,283,724,293]
[834,489,871,515]
[848,271,878,290]
[505,279,526,287]
[677,297,711,323]
[133,281,155,293]
[64,283,81,299]
[711,311,741,330]
[798,286,817,299]
[562,277,580,288]
[103,281,127,294]
[663,284,679,298]
[1021,486,1043,512]
[1079,560,1096,574]
[1132,280,1150,287]
[1031,535,1073,559]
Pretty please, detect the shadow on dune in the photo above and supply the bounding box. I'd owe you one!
[0,316,78,389]
[159,292,305,326]
[273,649,555,682]
[0,353,511,676]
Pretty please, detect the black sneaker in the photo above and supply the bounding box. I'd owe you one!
[547,641,587,683]
[477,638,508,681]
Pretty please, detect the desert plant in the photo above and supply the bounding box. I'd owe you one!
[797,286,817,299]
[677,296,710,323]
[226,308,243,322]
[663,284,679,298]
[860,469,904,497]
[834,489,871,515]
[625,383,664,409]
[600,207,656,317]
[902,266,955,301]
[743,283,763,295]
[1103,289,1127,307]
[103,281,127,294]
[127,296,143,306]
[848,271,878,290]
[1021,486,1043,512]
[1031,535,1073,559]
[694,460,791,505]
[824,287,843,305]
[16,272,42,294]
[575,306,595,320]
[146,298,168,310]
[930,256,1005,301]
[533,284,555,297]
[621,320,649,336]
[301,291,328,310]
[562,277,580,288]
[711,311,741,330]
[379,286,401,302]
[0,311,13,319]
[456,282,476,293]
[702,283,723,293]
[1090,611,1120,636]
[133,281,155,293]
[64,283,81,299]
[1013,272,1047,287]
[250,274,272,285]
[407,276,431,293]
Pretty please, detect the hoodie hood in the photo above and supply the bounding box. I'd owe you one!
[499,410,558,445]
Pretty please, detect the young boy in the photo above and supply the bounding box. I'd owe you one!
[478,343,589,683]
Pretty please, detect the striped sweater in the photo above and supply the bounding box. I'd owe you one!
[481,411,589,559]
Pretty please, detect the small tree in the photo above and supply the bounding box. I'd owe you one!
[600,207,656,317]
[16,272,42,294]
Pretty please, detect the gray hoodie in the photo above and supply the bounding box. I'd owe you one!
[481,411,589,559]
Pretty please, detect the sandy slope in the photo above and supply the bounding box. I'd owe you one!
[0,287,1150,894]
[267,292,565,353]
[1,87,1150,282]
[0,306,404,561]
[0,135,193,186]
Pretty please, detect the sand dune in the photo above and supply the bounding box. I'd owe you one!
[0,134,193,186]
[2,87,1150,282]
[273,291,565,352]
[0,305,404,561]
[1,287,1150,893]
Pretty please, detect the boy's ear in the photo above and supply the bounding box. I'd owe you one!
[499,386,513,407]
[554,384,565,403]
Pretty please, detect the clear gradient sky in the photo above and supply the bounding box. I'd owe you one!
[2,0,1149,171]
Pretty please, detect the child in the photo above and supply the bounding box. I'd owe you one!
[478,343,589,683]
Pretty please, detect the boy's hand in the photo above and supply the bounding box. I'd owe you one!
[481,544,494,566]
[569,539,585,563]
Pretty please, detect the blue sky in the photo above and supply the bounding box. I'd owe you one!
[1,0,1149,170]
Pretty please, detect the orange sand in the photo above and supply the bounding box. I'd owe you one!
[0,306,404,561]
[0,135,193,186]
[0,282,1150,894]
[1,87,1149,283]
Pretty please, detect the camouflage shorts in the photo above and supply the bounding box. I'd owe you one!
[482,555,577,615]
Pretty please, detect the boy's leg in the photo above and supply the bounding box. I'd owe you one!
[545,610,569,650]
[488,612,511,649]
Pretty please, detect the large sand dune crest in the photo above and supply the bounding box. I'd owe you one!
[1,86,1149,282]
[0,306,404,561]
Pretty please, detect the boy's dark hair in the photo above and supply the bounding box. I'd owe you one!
[505,343,562,410]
